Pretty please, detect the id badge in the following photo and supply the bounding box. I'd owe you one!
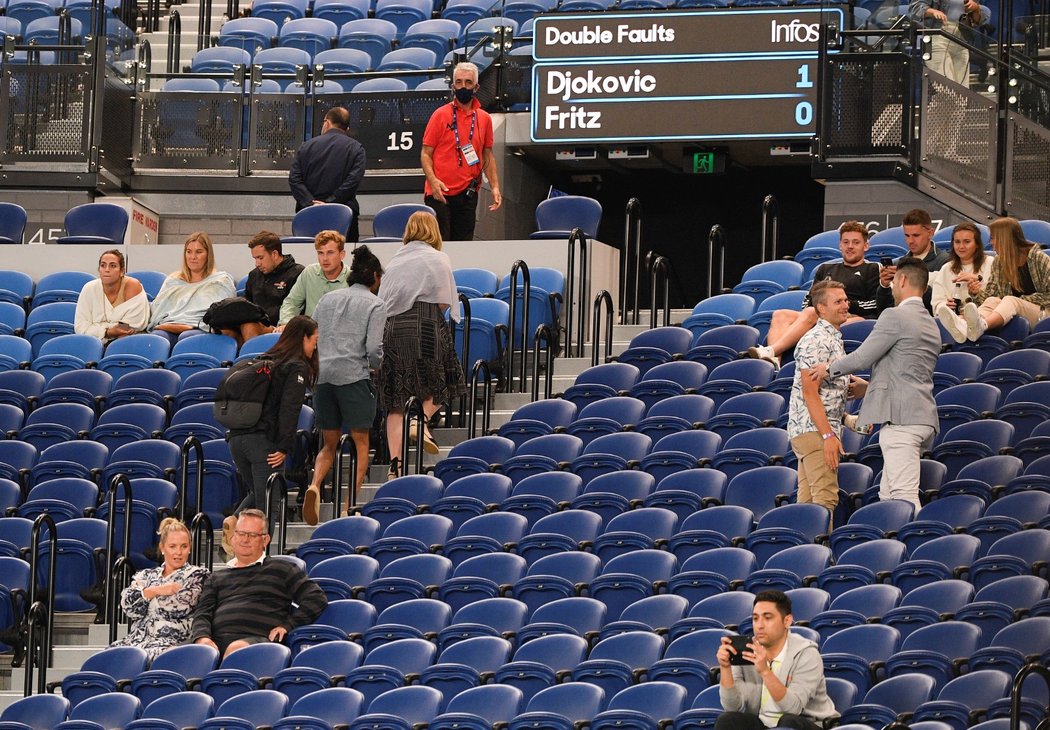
[461,143,480,166]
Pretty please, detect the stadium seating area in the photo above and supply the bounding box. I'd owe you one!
[1,215,1050,728]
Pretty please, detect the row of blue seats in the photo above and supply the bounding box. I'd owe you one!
[5,675,1032,730]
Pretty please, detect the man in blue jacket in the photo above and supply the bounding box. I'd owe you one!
[289,107,366,243]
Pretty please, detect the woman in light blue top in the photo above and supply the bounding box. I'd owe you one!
[148,232,236,335]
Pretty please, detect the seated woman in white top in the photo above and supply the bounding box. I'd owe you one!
[74,249,150,341]
[934,222,995,341]
[148,232,236,335]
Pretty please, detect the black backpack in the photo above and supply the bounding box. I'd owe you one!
[213,358,273,429]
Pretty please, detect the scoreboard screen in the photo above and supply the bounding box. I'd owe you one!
[530,7,844,144]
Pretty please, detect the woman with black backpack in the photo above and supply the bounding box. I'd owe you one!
[221,314,318,557]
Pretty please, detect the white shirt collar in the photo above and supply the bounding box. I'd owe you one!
[227,553,266,568]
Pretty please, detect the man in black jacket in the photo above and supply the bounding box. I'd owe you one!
[289,107,366,243]
[245,231,304,326]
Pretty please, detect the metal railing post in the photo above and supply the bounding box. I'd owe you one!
[190,512,214,571]
[264,472,288,554]
[507,260,530,393]
[178,437,204,523]
[647,254,671,328]
[467,360,493,439]
[591,290,614,368]
[707,225,727,298]
[530,325,554,402]
[565,227,588,358]
[104,475,134,640]
[761,194,779,262]
[621,198,641,325]
[334,432,358,516]
[25,514,57,696]
[401,396,426,476]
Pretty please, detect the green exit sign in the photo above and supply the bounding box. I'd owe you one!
[693,152,716,173]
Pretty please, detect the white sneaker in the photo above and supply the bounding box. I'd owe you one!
[936,304,967,344]
[747,344,781,369]
[961,302,987,341]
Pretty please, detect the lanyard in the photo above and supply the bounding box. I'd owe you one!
[450,103,477,167]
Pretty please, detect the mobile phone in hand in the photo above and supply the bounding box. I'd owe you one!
[880,256,894,267]
[728,635,753,665]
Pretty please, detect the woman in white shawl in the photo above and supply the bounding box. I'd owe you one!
[148,232,236,335]
[74,249,150,341]
[377,211,465,479]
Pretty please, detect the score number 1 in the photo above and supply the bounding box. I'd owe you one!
[795,63,813,126]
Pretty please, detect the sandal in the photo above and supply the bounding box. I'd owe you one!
[302,485,320,526]
[409,422,440,455]
[387,457,401,481]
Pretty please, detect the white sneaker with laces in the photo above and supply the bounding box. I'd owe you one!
[747,344,781,368]
[961,302,987,341]
[936,303,967,344]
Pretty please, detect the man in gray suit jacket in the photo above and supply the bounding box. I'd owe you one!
[810,259,940,509]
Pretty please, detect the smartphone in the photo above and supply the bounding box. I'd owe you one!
[880,256,894,267]
[728,635,753,665]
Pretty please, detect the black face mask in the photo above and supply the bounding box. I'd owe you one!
[453,87,474,105]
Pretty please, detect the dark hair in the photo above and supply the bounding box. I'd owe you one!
[948,222,986,276]
[265,315,318,386]
[249,231,282,255]
[753,590,792,618]
[324,107,350,130]
[896,257,930,292]
[902,209,933,228]
[98,249,126,270]
[348,244,383,288]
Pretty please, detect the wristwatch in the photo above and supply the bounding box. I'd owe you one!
[822,432,835,440]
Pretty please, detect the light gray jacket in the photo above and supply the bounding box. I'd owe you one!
[829,298,941,433]
[720,633,838,723]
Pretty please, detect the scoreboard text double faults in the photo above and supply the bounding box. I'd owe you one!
[530,8,844,143]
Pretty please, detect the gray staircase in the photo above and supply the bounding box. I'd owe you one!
[0,312,688,712]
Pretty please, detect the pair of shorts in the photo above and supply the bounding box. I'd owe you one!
[313,380,376,431]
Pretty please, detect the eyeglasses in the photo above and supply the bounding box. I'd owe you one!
[233,530,266,540]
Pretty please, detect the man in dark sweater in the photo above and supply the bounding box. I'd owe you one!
[190,509,326,657]
[874,208,951,314]
[245,231,304,326]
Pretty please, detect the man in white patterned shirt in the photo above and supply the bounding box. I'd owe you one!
[787,281,866,525]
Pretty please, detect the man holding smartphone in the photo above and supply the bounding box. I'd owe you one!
[716,591,838,730]
[875,209,950,314]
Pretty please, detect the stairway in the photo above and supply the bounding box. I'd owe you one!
[0,312,690,712]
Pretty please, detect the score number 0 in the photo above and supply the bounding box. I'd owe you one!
[796,63,813,126]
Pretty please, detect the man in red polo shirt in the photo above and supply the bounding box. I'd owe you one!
[420,62,502,241]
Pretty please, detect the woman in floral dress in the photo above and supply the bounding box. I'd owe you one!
[110,518,209,660]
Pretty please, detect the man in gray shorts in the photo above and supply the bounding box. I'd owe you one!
[302,245,387,525]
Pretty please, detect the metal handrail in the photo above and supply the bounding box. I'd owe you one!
[166,10,180,74]
[197,0,211,52]
[467,359,493,440]
[1010,664,1049,730]
[707,225,728,298]
[622,198,642,325]
[226,0,239,24]
[190,511,214,571]
[178,436,204,523]
[137,39,152,78]
[591,290,614,368]
[145,0,160,32]
[402,396,426,477]
[530,325,554,402]
[565,227,589,358]
[454,294,472,427]
[103,475,133,638]
[25,514,56,696]
[264,472,288,555]
[334,432,358,516]
[761,194,779,262]
[647,253,671,328]
[506,260,531,393]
